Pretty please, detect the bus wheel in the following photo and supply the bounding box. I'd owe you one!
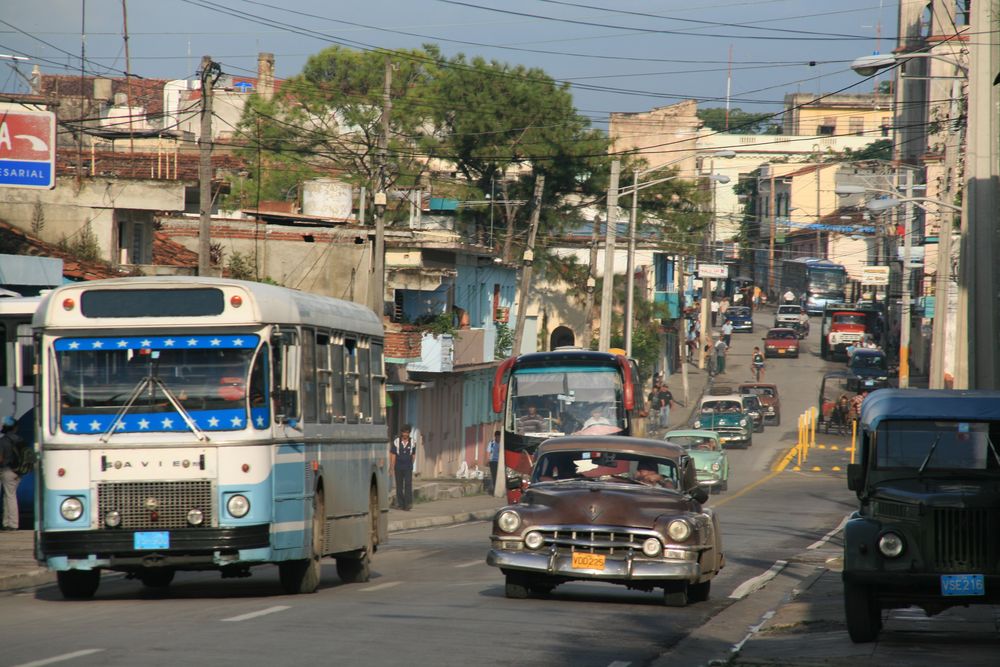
[57,570,101,600]
[279,489,324,594]
[139,568,175,588]
[336,488,376,584]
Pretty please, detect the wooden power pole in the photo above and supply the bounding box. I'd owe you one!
[198,55,218,276]
[512,175,545,356]
[371,59,392,316]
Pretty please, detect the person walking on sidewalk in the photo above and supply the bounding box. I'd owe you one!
[656,384,677,429]
[0,416,23,530]
[486,430,500,492]
[721,319,734,347]
[710,298,719,327]
[714,336,728,375]
[704,343,717,376]
[391,424,416,511]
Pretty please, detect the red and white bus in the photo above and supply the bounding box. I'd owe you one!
[491,348,646,501]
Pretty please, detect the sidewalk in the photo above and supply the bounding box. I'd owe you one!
[0,484,505,593]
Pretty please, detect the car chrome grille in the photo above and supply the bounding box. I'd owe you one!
[535,528,653,556]
[97,481,213,529]
[932,508,999,572]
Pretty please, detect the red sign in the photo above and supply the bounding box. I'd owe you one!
[0,106,56,189]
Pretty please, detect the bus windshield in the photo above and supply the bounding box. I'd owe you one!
[506,367,624,437]
[55,334,265,432]
[808,269,846,294]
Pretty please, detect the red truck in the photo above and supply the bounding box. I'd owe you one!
[820,308,870,360]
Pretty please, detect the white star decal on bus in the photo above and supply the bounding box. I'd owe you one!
[255,415,265,427]
[116,421,127,430]
[91,340,104,349]
[187,338,198,346]
[65,420,78,431]
[233,338,244,346]
[230,415,243,427]
[164,339,175,347]
[207,416,219,427]
[68,341,80,349]
[161,417,174,428]
[137,419,150,430]
[89,420,101,431]
[140,339,152,347]
[117,340,129,348]
[210,338,221,346]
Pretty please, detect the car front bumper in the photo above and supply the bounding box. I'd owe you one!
[488,547,701,581]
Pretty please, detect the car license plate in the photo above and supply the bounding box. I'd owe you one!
[864,380,875,386]
[778,349,786,354]
[134,531,170,550]
[571,552,605,570]
[941,574,984,596]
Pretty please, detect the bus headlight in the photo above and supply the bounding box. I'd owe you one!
[497,510,521,533]
[642,537,662,557]
[524,531,545,550]
[667,519,691,542]
[104,510,122,528]
[187,509,205,526]
[60,497,84,521]
[226,494,251,518]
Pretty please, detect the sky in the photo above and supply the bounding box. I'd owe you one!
[1,0,895,129]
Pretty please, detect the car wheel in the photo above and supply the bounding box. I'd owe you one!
[844,581,882,643]
[139,568,175,588]
[528,578,557,596]
[57,570,101,600]
[505,574,529,599]
[688,579,711,603]
[756,422,765,433]
[662,582,688,607]
[774,414,781,427]
[720,478,728,492]
[710,483,722,495]
[745,436,753,449]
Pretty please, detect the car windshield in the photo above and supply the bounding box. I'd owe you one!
[741,386,775,398]
[778,306,801,315]
[531,450,680,488]
[728,308,750,317]
[668,435,719,452]
[742,397,761,410]
[851,354,887,370]
[768,330,796,340]
[875,420,1000,471]
[834,314,867,326]
[702,400,741,413]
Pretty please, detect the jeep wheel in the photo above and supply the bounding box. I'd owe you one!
[844,582,881,643]
[139,568,175,588]
[57,570,101,600]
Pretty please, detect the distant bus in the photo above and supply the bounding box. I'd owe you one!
[33,277,389,599]
[491,348,646,502]
[0,295,41,527]
[780,258,848,315]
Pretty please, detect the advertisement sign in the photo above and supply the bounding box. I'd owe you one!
[860,265,890,286]
[0,105,56,189]
[698,263,728,279]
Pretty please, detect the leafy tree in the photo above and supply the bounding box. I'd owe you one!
[697,107,781,134]
[836,139,893,162]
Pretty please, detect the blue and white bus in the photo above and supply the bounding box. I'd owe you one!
[33,277,389,599]
[780,257,848,316]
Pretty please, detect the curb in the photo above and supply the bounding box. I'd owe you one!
[0,569,54,593]
[387,508,496,533]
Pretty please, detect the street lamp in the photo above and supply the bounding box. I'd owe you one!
[850,52,967,77]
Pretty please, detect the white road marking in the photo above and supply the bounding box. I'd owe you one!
[221,605,290,622]
[455,559,485,568]
[12,649,105,667]
[732,610,775,653]
[729,560,788,599]
[807,514,850,550]
[359,581,402,592]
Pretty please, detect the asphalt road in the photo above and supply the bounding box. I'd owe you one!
[0,312,872,667]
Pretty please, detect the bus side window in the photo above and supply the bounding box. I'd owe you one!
[370,341,386,425]
[271,328,299,423]
[316,332,332,424]
[357,343,371,423]
[344,338,359,424]
[331,338,346,422]
[301,327,317,423]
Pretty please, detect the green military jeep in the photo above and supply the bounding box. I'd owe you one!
[844,389,1000,642]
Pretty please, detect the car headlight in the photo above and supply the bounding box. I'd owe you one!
[693,420,702,428]
[740,419,748,427]
[642,537,662,557]
[667,519,691,542]
[497,509,521,533]
[878,531,905,558]
[711,461,721,472]
[60,497,84,521]
[523,530,544,549]
[790,346,798,351]
[226,494,251,518]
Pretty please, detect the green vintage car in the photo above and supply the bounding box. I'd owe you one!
[692,396,753,448]
[664,429,729,494]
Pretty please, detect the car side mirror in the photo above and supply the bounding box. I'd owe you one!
[506,477,525,491]
[846,463,864,492]
[690,485,709,504]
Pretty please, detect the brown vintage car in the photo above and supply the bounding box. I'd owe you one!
[738,382,781,426]
[487,436,725,606]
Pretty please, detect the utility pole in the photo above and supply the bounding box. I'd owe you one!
[768,169,777,298]
[624,168,639,357]
[677,257,689,405]
[598,161,621,352]
[583,214,600,347]
[898,169,914,388]
[512,175,545,356]
[198,55,219,277]
[815,164,823,258]
[370,60,392,316]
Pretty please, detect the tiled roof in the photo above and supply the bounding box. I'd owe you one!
[152,231,198,268]
[56,150,248,181]
[40,75,170,117]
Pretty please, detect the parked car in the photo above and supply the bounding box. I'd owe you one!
[724,306,753,333]
[774,304,804,328]
[738,383,781,426]
[844,390,1000,643]
[740,394,766,433]
[664,429,729,494]
[693,396,753,448]
[845,348,890,392]
[487,435,725,606]
[762,327,800,358]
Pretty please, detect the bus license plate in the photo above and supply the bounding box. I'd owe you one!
[941,574,984,596]
[571,552,605,570]
[134,531,170,550]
